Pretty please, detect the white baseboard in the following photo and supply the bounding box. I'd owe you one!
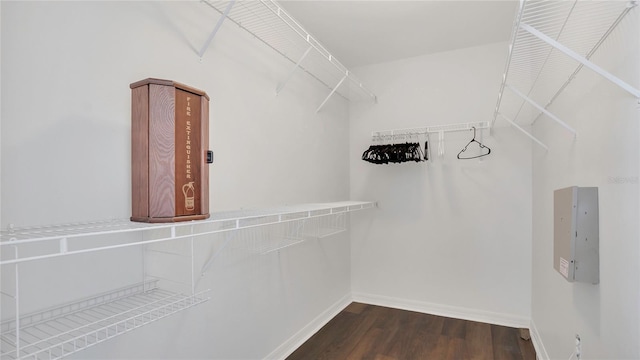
[352,291,530,329]
[264,294,352,360]
[530,319,549,360]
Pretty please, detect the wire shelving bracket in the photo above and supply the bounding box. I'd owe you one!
[492,0,639,150]
[201,0,377,112]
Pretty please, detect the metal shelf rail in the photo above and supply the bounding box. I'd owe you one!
[492,0,639,149]
[200,0,377,112]
[0,201,375,360]
[371,121,490,138]
[0,201,375,265]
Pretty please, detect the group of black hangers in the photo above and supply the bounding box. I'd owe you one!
[361,141,428,164]
[362,127,490,165]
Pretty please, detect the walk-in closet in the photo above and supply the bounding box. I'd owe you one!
[1,1,638,359]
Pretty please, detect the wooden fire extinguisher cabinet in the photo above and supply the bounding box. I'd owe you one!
[130,78,211,223]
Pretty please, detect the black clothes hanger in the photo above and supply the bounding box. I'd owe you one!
[424,139,429,161]
[362,135,425,164]
[457,127,491,160]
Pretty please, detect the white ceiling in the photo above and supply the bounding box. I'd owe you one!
[278,0,518,68]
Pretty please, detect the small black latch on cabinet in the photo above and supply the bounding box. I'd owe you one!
[207,150,214,164]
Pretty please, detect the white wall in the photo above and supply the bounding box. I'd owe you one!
[530,9,640,360]
[349,42,533,326]
[1,1,351,358]
[0,0,2,249]
[6,2,637,359]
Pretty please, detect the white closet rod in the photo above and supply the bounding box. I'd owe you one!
[199,0,235,58]
[498,112,548,151]
[371,121,489,138]
[506,84,576,136]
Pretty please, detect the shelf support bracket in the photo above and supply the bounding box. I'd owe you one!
[520,22,640,98]
[506,84,577,136]
[316,74,347,113]
[276,46,313,95]
[498,113,548,150]
[492,0,526,127]
[199,231,237,281]
[12,245,21,358]
[198,0,235,58]
[60,238,68,254]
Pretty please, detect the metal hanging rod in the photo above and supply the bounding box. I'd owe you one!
[371,121,490,138]
[498,112,548,151]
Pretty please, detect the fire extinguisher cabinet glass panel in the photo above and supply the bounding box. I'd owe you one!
[130,78,210,223]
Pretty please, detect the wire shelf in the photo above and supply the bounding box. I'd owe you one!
[0,201,375,265]
[0,202,375,359]
[0,282,209,360]
[314,213,347,239]
[493,0,638,145]
[202,0,377,105]
[232,222,306,255]
[202,210,350,258]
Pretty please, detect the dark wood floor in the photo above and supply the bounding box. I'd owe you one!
[287,303,536,360]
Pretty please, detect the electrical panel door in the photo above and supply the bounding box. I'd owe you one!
[553,186,599,284]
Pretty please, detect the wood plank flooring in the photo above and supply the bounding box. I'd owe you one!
[287,303,536,360]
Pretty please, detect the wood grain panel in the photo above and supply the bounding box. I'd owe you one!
[286,303,536,360]
[402,314,443,358]
[200,97,210,215]
[174,89,201,216]
[287,312,358,359]
[442,317,467,339]
[344,302,367,314]
[492,324,524,360]
[345,326,383,360]
[148,84,175,218]
[373,355,396,360]
[315,308,378,360]
[518,333,538,360]
[382,309,418,359]
[131,86,149,219]
[444,336,470,360]
[130,78,209,100]
[466,321,494,360]
[417,312,445,335]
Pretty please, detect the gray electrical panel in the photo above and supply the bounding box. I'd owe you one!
[553,186,599,284]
